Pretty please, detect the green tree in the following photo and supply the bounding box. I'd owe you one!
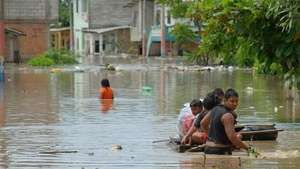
[158,0,300,87]
[58,0,71,27]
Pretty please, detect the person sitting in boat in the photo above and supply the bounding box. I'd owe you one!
[201,88,249,155]
[176,99,203,140]
[181,92,221,145]
[212,88,224,103]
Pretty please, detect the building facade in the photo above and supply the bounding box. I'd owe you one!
[0,0,58,62]
[72,0,154,62]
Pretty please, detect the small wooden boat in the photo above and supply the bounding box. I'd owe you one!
[240,129,283,141]
[167,124,283,153]
[239,124,283,141]
[168,137,205,153]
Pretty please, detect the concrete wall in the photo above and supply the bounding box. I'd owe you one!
[73,0,89,55]
[3,0,58,21]
[89,0,132,29]
[130,0,154,42]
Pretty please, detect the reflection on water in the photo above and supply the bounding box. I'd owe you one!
[0,82,5,127]
[100,99,113,113]
[0,60,299,168]
[180,155,242,169]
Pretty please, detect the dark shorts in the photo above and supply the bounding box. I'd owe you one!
[204,146,232,155]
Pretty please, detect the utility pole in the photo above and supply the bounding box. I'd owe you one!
[142,0,146,57]
[0,0,5,63]
[69,0,74,52]
[160,5,166,57]
[0,0,4,79]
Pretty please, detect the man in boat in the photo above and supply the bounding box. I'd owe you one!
[201,88,249,155]
[176,99,203,140]
[181,92,221,145]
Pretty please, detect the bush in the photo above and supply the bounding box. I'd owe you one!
[27,56,55,66]
[27,49,78,66]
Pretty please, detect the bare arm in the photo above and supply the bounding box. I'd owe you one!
[222,113,249,150]
[200,112,211,134]
[181,124,197,145]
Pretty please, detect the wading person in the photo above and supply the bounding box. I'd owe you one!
[99,79,114,113]
[99,78,114,99]
[176,99,203,140]
[181,92,221,145]
[201,88,249,155]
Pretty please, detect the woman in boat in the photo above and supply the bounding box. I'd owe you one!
[176,99,203,139]
[181,92,221,145]
[201,88,249,155]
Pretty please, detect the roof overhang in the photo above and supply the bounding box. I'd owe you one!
[83,26,132,34]
[50,27,70,32]
[5,27,26,36]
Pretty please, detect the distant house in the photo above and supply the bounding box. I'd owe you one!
[0,0,58,63]
[147,4,199,56]
[72,0,154,60]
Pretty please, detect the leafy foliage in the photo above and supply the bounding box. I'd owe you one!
[158,0,300,87]
[55,0,71,27]
[27,56,55,67]
[28,49,78,67]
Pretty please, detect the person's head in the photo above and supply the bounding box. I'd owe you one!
[190,99,203,116]
[213,88,224,103]
[101,78,110,87]
[224,88,239,110]
[203,92,221,111]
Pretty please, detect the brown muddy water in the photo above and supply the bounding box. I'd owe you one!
[0,57,299,169]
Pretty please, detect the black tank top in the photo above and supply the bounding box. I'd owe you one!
[208,105,236,145]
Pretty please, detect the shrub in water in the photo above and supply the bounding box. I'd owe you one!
[27,49,78,66]
[27,56,55,66]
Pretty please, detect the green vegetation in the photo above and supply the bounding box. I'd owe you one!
[52,0,71,27]
[158,0,300,87]
[27,49,78,66]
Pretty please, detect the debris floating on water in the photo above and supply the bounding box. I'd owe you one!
[106,64,116,71]
[39,150,78,154]
[111,144,122,151]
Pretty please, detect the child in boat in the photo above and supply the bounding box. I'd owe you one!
[181,92,221,145]
[176,99,203,139]
[99,78,114,99]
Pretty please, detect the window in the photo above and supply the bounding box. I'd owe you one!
[82,33,85,50]
[133,11,138,27]
[76,38,79,50]
[76,0,79,13]
[167,10,171,25]
[82,0,88,13]
[95,40,100,53]
[156,10,161,26]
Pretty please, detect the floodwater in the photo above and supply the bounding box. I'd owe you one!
[0,57,299,169]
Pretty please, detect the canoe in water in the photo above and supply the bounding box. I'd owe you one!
[168,137,205,153]
[238,124,283,141]
[240,129,283,141]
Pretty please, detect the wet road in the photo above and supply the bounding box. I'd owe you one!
[0,57,299,169]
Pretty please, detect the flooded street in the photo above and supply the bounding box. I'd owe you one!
[0,57,299,169]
